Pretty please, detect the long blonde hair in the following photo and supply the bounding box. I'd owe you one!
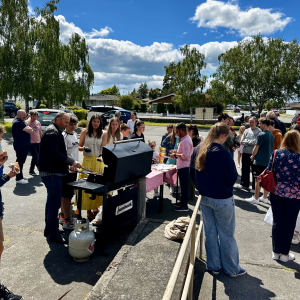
[106,117,121,143]
[196,123,230,171]
[281,131,300,154]
[238,125,246,136]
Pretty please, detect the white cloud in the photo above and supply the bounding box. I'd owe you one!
[28,1,35,16]
[190,0,292,36]
[85,26,113,38]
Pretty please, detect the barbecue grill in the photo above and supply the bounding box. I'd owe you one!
[68,138,152,252]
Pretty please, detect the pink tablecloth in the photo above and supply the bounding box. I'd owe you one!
[146,167,177,193]
[146,170,164,193]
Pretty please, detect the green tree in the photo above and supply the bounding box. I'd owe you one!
[148,88,161,100]
[162,62,177,96]
[165,45,207,123]
[119,95,133,110]
[137,82,148,99]
[99,84,120,95]
[216,35,300,113]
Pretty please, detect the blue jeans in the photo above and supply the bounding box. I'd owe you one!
[42,175,63,236]
[200,195,241,275]
[178,167,189,206]
[29,143,40,173]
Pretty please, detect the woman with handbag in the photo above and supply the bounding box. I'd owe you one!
[265,131,300,262]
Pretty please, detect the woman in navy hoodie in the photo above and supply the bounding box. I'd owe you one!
[190,123,246,277]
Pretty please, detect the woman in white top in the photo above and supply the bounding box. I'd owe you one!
[106,117,123,145]
[78,114,107,219]
[127,112,138,137]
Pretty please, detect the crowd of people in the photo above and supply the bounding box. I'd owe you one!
[0,106,299,295]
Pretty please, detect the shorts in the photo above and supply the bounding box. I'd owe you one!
[252,164,267,178]
[61,172,77,198]
[0,218,4,243]
[236,145,243,154]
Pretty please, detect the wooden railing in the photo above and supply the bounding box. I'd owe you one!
[163,195,204,300]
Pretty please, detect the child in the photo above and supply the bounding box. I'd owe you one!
[148,140,159,197]
[59,114,79,229]
[121,124,130,140]
[0,125,22,300]
[236,126,246,168]
[161,124,173,146]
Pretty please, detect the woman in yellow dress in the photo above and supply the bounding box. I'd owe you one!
[78,114,107,219]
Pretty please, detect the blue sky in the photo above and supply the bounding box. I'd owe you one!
[29,0,300,94]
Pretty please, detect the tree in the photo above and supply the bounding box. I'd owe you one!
[119,95,133,110]
[137,82,148,99]
[164,45,207,123]
[162,62,177,96]
[148,88,161,100]
[216,35,300,113]
[130,88,139,100]
[99,84,120,95]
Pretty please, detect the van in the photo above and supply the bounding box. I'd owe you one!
[87,105,123,120]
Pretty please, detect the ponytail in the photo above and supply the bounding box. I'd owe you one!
[134,120,144,134]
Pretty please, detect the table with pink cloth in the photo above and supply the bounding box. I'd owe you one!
[146,166,178,213]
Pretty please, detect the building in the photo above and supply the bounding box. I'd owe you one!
[86,94,119,107]
[149,94,176,112]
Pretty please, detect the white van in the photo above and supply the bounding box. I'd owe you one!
[87,105,123,121]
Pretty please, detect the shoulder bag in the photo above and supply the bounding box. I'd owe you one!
[258,150,277,192]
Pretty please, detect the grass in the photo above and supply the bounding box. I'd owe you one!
[1,121,12,133]
[144,121,240,130]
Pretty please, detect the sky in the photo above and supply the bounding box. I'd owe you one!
[29,0,300,94]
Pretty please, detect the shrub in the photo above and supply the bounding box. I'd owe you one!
[133,100,141,111]
[279,110,285,114]
[78,120,89,128]
[147,106,152,113]
[66,106,82,111]
[39,104,46,108]
[157,103,164,114]
[119,95,134,110]
[72,109,88,120]
[140,103,147,112]
[16,102,23,110]
[167,103,175,113]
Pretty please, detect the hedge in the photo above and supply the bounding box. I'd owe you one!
[157,103,164,114]
[140,103,147,112]
[78,120,89,128]
[72,109,88,120]
[167,103,175,113]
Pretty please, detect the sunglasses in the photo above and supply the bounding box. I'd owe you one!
[150,145,155,149]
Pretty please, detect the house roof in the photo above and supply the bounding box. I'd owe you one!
[89,94,119,101]
[149,94,176,103]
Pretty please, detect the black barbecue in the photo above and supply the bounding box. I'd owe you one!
[68,139,152,250]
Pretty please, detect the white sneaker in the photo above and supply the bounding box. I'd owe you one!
[279,253,295,262]
[23,176,29,180]
[238,185,248,189]
[292,233,300,245]
[16,179,28,184]
[250,189,255,193]
[272,252,280,260]
[237,164,241,168]
[259,197,269,204]
[245,196,259,204]
[62,220,75,229]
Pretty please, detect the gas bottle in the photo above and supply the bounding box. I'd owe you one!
[69,219,95,262]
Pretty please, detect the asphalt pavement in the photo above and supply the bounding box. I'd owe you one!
[1,126,300,300]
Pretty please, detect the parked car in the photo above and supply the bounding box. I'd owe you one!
[87,105,123,120]
[101,109,132,127]
[233,111,259,122]
[4,102,18,118]
[234,107,240,113]
[291,113,300,126]
[35,108,73,131]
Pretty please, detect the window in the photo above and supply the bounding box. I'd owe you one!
[37,111,58,126]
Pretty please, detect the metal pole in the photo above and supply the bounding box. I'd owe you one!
[137,177,147,222]
[188,221,196,300]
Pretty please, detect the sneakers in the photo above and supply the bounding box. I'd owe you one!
[63,220,75,229]
[208,268,222,275]
[245,196,259,204]
[174,206,189,212]
[279,253,295,262]
[29,171,37,176]
[16,179,28,184]
[259,197,269,204]
[272,252,280,260]
[229,268,247,277]
[59,214,64,225]
[0,283,23,300]
[250,189,255,193]
[292,233,300,245]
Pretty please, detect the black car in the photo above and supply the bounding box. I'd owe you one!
[101,109,132,127]
[4,102,18,118]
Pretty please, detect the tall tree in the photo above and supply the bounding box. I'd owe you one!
[148,88,161,100]
[216,35,300,113]
[137,82,148,99]
[165,45,207,123]
[99,84,120,95]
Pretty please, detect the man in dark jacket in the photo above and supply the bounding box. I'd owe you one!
[39,112,81,244]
